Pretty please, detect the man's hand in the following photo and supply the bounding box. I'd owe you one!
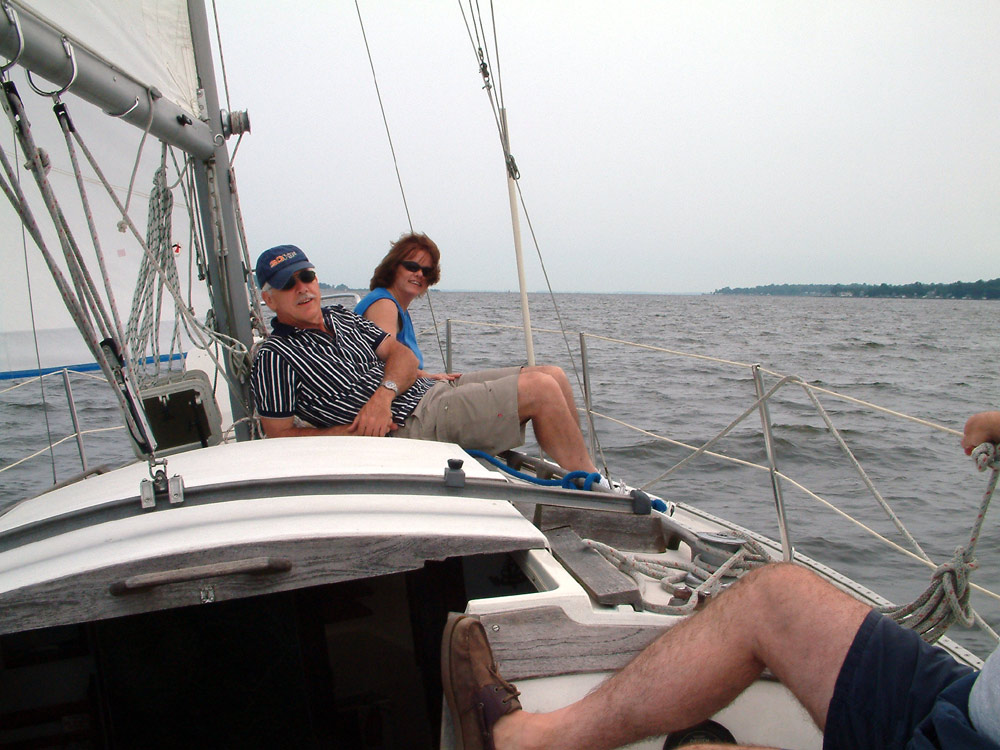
[962,411,1000,455]
[423,371,461,382]
[348,388,399,437]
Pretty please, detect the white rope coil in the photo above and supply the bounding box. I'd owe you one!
[585,532,771,616]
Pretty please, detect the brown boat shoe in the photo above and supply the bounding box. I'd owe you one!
[441,613,522,750]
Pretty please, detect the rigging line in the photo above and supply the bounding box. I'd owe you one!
[63,119,250,406]
[354,0,413,232]
[468,2,604,468]
[9,124,57,483]
[120,87,155,221]
[0,93,102,348]
[210,0,232,112]
[0,425,124,476]
[45,165,152,197]
[66,121,198,347]
[55,100,127,347]
[0,102,150,449]
[227,161,267,337]
[471,0,496,101]
[513,178,609,474]
[166,153,190,190]
[171,148,207,305]
[486,0,504,109]
[353,1,448,371]
[456,0,505,146]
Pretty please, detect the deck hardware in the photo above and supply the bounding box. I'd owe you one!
[664,720,736,748]
[26,35,77,97]
[0,2,24,75]
[752,363,793,560]
[168,475,185,504]
[693,531,745,567]
[106,96,139,118]
[219,108,250,138]
[200,585,215,604]
[491,624,500,632]
[444,458,466,488]
[139,470,185,508]
[629,489,652,515]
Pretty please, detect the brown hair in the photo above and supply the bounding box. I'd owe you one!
[369,233,442,290]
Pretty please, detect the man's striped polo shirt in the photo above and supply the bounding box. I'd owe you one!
[251,305,434,427]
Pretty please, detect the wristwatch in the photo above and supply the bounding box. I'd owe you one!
[381,380,399,396]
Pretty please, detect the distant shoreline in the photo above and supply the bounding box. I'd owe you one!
[316,282,1000,298]
[713,279,1000,300]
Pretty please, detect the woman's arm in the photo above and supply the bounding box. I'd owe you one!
[362,298,401,337]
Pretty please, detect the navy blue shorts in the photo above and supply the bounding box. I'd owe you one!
[824,610,993,750]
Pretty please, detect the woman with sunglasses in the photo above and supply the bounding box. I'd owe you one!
[355,233,458,381]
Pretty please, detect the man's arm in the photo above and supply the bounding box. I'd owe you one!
[258,416,357,439]
[348,336,420,437]
[962,411,1000,455]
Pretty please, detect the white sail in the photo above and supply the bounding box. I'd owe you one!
[14,0,199,116]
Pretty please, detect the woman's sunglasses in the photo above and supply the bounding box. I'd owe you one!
[399,260,435,278]
[280,268,317,290]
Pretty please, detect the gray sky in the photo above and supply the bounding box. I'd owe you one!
[214,1,999,294]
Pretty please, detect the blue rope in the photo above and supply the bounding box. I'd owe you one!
[465,450,669,513]
[465,450,602,490]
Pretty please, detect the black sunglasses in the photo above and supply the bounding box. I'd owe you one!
[399,259,435,278]
[280,268,317,290]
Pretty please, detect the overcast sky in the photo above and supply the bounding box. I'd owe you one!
[211,1,999,294]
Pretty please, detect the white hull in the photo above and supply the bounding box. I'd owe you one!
[1,435,979,748]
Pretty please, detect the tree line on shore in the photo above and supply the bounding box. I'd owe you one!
[713,278,1000,299]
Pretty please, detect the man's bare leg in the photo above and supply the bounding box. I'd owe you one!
[494,564,870,750]
[516,369,596,473]
[523,365,581,427]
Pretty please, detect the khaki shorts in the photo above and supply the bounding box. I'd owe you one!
[394,366,525,454]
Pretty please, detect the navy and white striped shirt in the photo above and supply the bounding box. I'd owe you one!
[251,305,434,427]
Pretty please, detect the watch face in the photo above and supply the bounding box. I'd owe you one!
[383,380,398,393]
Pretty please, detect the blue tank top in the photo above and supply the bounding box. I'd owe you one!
[355,288,424,368]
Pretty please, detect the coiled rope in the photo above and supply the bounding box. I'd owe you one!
[586,532,772,616]
[878,443,999,644]
[124,150,183,387]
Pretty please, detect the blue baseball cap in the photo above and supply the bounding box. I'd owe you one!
[255,245,315,289]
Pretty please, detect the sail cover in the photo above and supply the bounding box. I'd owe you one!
[14,0,200,117]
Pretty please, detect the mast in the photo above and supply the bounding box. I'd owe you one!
[500,107,535,366]
[0,0,254,441]
[186,0,254,440]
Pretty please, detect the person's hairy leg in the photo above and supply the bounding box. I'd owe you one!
[494,564,869,750]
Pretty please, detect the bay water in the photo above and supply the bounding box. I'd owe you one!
[2,292,999,657]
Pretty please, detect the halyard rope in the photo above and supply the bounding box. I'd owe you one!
[878,444,1000,644]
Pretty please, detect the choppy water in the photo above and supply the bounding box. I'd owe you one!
[3,293,999,657]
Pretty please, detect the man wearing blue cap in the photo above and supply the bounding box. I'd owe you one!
[250,245,613,481]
